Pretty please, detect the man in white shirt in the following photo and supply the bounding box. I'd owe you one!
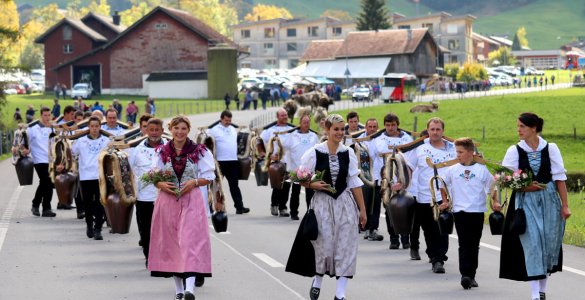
[344,111,364,146]
[280,114,319,220]
[359,118,384,241]
[101,108,125,136]
[57,105,76,125]
[23,107,57,217]
[260,108,294,217]
[208,111,250,214]
[373,113,413,249]
[129,117,167,265]
[406,117,456,274]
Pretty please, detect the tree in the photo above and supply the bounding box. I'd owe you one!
[456,63,488,84]
[487,47,516,67]
[516,26,529,48]
[180,0,239,37]
[321,9,353,21]
[444,63,460,81]
[356,0,390,31]
[80,0,112,17]
[244,4,292,22]
[511,33,522,51]
[0,0,20,67]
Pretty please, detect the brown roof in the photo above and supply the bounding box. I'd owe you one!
[302,40,344,61]
[337,28,428,58]
[82,12,127,33]
[35,18,107,43]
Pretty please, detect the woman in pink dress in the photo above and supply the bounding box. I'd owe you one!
[148,116,216,300]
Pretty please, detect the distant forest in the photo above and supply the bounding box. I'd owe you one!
[420,0,538,15]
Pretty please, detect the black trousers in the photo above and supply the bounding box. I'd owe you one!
[454,212,484,278]
[271,184,289,210]
[218,160,245,210]
[362,184,381,231]
[385,211,410,242]
[75,180,84,214]
[282,182,314,217]
[32,163,54,210]
[136,201,155,259]
[79,180,105,231]
[410,202,449,263]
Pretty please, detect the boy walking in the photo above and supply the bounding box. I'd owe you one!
[440,137,496,289]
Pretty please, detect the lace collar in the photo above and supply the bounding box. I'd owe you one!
[518,136,547,152]
[315,142,349,155]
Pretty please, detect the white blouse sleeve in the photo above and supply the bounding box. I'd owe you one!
[347,149,364,189]
[300,146,316,171]
[501,145,519,171]
[548,143,567,181]
[197,149,216,181]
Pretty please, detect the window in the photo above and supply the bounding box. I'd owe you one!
[450,55,458,64]
[287,42,297,52]
[422,23,433,34]
[448,39,460,50]
[241,62,252,68]
[264,43,274,54]
[241,29,250,38]
[288,59,299,69]
[447,24,458,34]
[265,59,276,68]
[308,26,319,37]
[63,25,72,40]
[64,44,73,54]
[398,25,411,29]
[287,28,296,37]
[332,27,342,36]
[264,27,275,38]
[154,23,168,29]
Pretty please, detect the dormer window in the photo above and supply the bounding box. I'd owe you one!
[64,44,73,54]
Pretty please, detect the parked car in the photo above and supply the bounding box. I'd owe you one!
[525,67,544,76]
[238,78,264,91]
[71,83,93,99]
[352,87,372,102]
[3,87,17,95]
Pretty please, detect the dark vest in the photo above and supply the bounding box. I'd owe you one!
[516,144,552,184]
[315,149,349,199]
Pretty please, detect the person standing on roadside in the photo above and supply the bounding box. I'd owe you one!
[51,99,61,119]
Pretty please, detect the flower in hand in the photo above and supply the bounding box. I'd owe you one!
[141,168,180,197]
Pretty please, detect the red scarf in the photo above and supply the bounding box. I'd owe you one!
[158,139,207,181]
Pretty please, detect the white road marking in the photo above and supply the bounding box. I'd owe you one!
[211,235,306,300]
[0,186,23,253]
[449,234,585,277]
[252,253,285,268]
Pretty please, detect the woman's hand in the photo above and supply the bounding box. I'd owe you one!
[359,209,367,230]
[156,181,177,195]
[311,181,331,191]
[179,179,198,196]
[561,206,571,219]
[391,182,402,191]
[438,201,450,211]
[522,181,545,192]
[492,201,502,212]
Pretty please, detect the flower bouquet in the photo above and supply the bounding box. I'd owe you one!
[141,168,180,197]
[493,169,546,191]
[289,167,336,194]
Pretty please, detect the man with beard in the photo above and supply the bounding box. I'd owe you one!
[260,108,294,217]
[128,118,167,266]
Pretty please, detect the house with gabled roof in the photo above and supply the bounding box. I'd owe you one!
[36,6,243,98]
[301,28,441,79]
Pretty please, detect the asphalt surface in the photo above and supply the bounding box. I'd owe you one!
[2,94,584,300]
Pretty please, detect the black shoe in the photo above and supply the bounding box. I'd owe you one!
[401,236,411,249]
[389,240,400,249]
[93,230,103,240]
[309,286,320,300]
[31,207,40,216]
[279,209,290,217]
[41,209,56,217]
[57,204,73,210]
[432,261,445,274]
[291,215,300,220]
[471,278,479,288]
[461,276,472,289]
[77,212,85,219]
[270,206,279,216]
[368,229,384,241]
[174,293,184,300]
[86,227,94,238]
[236,207,250,214]
[334,297,345,300]
[195,275,205,287]
[184,291,195,300]
[410,248,421,260]
[539,292,546,300]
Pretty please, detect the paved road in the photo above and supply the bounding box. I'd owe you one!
[2,91,584,300]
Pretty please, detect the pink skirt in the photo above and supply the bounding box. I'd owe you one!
[148,187,211,278]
